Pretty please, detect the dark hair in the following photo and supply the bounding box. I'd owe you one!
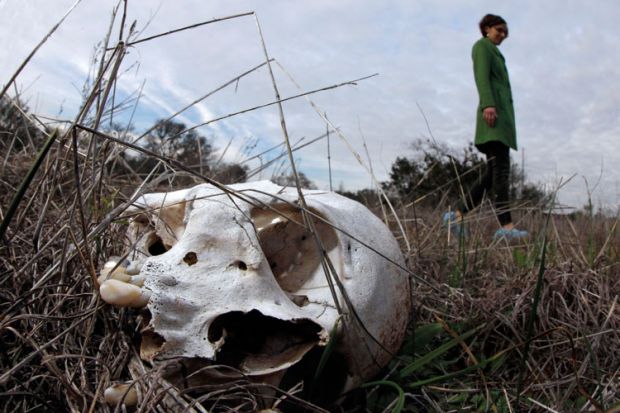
[479,14,507,36]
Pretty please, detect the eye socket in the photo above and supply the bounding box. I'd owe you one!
[148,236,168,256]
[250,204,338,307]
[235,261,248,271]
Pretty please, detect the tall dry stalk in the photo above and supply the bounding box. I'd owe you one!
[1,5,619,413]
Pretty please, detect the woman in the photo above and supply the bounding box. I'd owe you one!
[444,14,528,240]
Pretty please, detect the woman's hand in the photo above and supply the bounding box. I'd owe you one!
[483,107,497,127]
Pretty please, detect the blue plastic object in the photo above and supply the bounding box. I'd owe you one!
[493,227,528,240]
[442,211,467,239]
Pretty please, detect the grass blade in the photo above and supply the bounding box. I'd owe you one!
[398,324,482,378]
[515,190,557,409]
[0,130,57,241]
[408,354,499,388]
[362,380,405,413]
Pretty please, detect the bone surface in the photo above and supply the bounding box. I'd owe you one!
[103,382,138,406]
[117,181,411,393]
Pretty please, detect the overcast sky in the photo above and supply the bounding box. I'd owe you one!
[1,0,619,210]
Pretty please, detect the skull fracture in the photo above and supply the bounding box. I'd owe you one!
[99,181,411,408]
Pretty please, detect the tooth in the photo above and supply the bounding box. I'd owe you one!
[98,260,131,285]
[100,279,150,308]
[129,274,145,287]
[103,382,138,406]
[103,258,120,269]
[125,260,142,275]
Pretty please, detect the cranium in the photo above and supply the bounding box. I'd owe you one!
[99,181,410,406]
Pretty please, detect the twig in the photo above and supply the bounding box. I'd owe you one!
[134,59,273,145]
[273,60,411,255]
[174,73,378,139]
[121,12,255,48]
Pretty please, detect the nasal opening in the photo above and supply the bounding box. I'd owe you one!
[207,309,324,375]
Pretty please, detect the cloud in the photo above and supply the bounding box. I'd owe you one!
[1,0,619,209]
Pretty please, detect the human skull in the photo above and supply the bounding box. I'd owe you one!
[99,181,410,402]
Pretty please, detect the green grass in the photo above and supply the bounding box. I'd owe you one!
[363,198,620,412]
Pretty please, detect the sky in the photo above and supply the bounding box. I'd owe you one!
[1,0,619,211]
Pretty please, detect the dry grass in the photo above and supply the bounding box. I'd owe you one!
[1,114,618,412]
[1,6,619,412]
[377,200,620,412]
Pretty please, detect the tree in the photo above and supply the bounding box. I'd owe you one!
[127,119,214,179]
[271,171,317,189]
[121,119,253,186]
[383,138,548,207]
[145,119,214,169]
[383,138,484,205]
[513,179,550,208]
[211,162,249,184]
[0,96,44,150]
[336,188,382,206]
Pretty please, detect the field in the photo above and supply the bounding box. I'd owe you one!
[1,114,618,412]
[1,9,619,412]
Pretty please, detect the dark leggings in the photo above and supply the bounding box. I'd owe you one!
[456,141,512,225]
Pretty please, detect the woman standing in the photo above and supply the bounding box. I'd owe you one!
[444,14,528,240]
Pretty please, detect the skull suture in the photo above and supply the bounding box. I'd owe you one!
[99,181,410,405]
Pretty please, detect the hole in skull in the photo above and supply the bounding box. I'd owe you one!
[133,213,150,225]
[289,294,309,307]
[279,346,348,408]
[235,260,247,271]
[251,205,338,302]
[140,330,166,361]
[207,310,322,373]
[147,234,168,256]
[183,252,197,266]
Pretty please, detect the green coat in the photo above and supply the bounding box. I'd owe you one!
[472,37,517,150]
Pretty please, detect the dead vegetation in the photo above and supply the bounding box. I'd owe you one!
[1,4,619,413]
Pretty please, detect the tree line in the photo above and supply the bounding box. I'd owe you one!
[338,138,549,209]
[0,96,548,210]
